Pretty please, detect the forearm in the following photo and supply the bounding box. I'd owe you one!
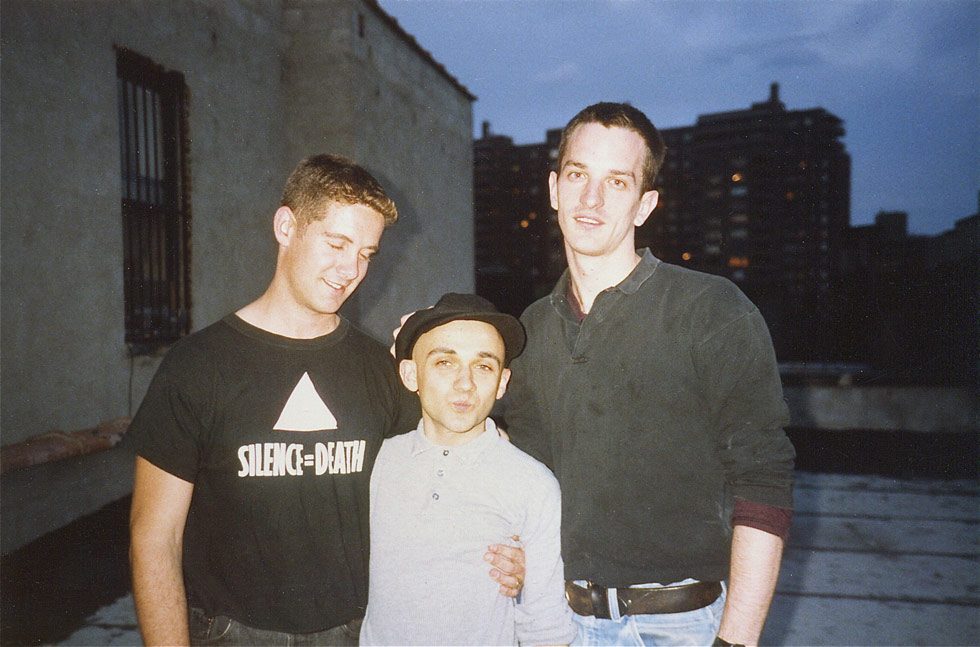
[130,456,195,646]
[717,525,784,646]
[131,538,190,646]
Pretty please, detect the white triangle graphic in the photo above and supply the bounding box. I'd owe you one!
[273,372,338,431]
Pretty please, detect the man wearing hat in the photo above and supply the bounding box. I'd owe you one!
[360,293,576,646]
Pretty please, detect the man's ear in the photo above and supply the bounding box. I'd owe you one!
[633,189,659,227]
[495,368,512,400]
[548,171,559,211]
[399,359,419,392]
[274,206,298,246]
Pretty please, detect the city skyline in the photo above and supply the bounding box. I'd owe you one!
[379,0,979,236]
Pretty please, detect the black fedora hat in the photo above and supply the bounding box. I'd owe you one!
[395,293,526,365]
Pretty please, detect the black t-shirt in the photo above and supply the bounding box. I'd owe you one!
[126,315,420,633]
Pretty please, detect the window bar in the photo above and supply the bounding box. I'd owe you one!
[160,81,178,340]
[149,88,162,340]
[119,77,134,340]
[176,79,192,338]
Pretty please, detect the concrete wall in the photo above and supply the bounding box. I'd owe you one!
[281,0,475,340]
[785,386,978,432]
[1,0,286,447]
[1,0,473,551]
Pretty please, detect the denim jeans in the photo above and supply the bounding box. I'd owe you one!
[570,581,725,646]
[189,607,361,646]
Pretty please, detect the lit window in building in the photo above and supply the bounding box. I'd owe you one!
[681,252,692,261]
[528,211,537,220]
[731,172,743,182]
[728,256,750,268]
[519,219,530,229]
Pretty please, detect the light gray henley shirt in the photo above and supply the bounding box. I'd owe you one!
[360,418,576,646]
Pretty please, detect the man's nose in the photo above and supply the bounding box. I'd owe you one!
[335,253,360,281]
[582,178,603,208]
[454,368,475,391]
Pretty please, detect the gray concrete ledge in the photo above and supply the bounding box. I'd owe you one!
[1,447,134,555]
[785,386,978,432]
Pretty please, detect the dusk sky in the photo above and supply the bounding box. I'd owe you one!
[378,0,978,235]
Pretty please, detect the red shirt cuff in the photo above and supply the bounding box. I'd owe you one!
[732,497,792,541]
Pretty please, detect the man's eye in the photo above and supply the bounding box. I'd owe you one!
[328,242,344,251]
[567,171,584,180]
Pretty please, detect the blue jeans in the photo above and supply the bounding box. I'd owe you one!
[189,607,361,646]
[570,582,725,646]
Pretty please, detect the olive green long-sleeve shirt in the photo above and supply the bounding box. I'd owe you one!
[504,249,795,586]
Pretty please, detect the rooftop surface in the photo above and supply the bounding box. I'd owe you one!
[10,470,967,646]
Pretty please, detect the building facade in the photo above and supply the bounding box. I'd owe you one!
[644,84,850,360]
[473,122,561,315]
[1,0,474,551]
[839,208,978,386]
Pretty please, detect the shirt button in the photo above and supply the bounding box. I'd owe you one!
[442,449,450,456]
[436,469,445,477]
[432,492,440,500]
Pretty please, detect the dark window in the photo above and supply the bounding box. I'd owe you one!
[115,47,191,354]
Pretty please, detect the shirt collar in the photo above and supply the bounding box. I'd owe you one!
[408,417,501,464]
[550,248,661,316]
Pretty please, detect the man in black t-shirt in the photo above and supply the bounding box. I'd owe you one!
[128,155,526,646]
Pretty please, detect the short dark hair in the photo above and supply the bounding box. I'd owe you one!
[281,154,398,227]
[557,102,667,192]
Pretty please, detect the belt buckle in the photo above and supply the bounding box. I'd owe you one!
[586,580,611,620]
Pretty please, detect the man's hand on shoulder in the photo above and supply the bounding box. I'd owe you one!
[484,535,525,597]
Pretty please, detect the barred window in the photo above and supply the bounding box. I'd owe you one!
[115,47,190,354]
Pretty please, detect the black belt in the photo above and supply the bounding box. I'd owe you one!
[565,580,722,618]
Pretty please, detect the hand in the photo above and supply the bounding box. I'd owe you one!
[484,535,525,597]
